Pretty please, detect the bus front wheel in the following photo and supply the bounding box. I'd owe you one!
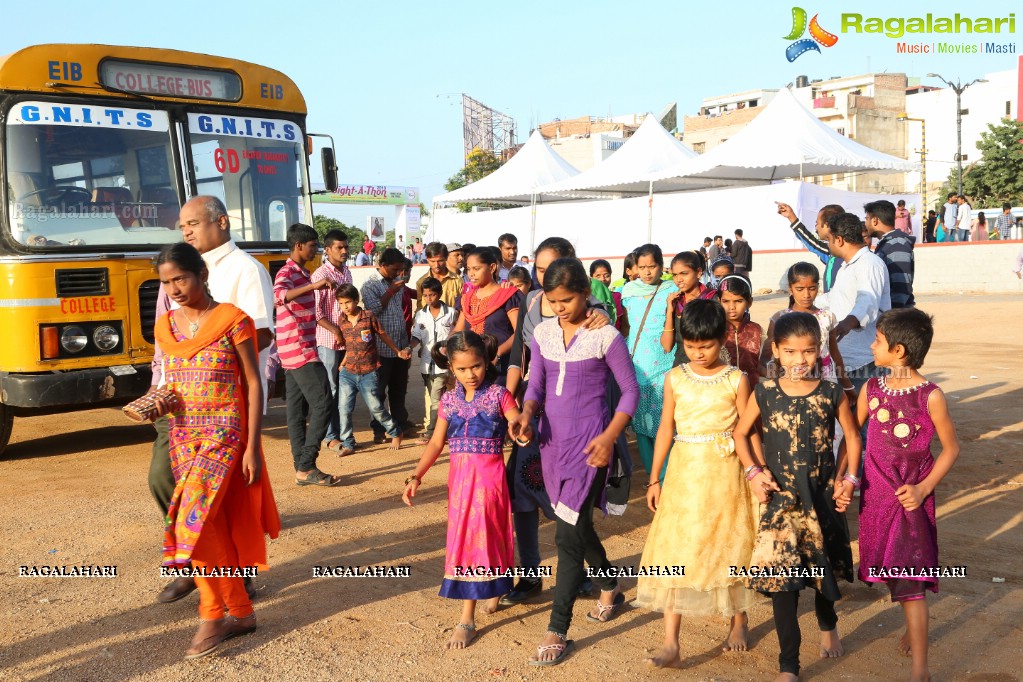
[0,405,14,458]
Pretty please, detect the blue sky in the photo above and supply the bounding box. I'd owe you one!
[4,0,1019,228]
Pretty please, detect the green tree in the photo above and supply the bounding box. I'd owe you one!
[312,214,366,246]
[939,118,1023,206]
[444,147,503,213]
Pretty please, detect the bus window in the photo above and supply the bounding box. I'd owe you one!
[5,101,179,248]
[187,112,305,243]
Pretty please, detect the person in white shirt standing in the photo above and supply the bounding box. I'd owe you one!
[151,195,275,604]
[827,212,891,462]
[955,194,972,243]
[311,229,353,452]
[409,277,457,444]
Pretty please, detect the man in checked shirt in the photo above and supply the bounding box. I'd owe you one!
[361,248,416,441]
[311,229,353,452]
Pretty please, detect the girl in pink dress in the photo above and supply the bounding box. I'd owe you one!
[402,331,522,650]
[857,308,959,682]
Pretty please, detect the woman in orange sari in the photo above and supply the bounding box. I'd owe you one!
[155,242,280,659]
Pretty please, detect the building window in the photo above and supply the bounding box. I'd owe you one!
[1007,101,1013,116]
[692,142,706,153]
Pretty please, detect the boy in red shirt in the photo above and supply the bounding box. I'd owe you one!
[333,284,410,455]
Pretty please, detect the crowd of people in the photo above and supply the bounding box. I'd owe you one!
[926,193,1018,243]
[146,195,963,681]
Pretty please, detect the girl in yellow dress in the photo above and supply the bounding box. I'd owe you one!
[635,299,760,668]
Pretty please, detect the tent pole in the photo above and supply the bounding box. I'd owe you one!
[647,180,654,243]
[530,194,537,254]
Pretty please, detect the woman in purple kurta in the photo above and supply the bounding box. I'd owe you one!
[527,320,638,524]
[512,257,639,666]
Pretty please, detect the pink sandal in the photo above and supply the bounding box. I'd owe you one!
[528,635,574,666]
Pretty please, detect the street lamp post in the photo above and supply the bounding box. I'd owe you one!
[897,113,926,213]
[926,73,987,197]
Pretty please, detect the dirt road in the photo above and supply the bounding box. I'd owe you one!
[1,293,1020,681]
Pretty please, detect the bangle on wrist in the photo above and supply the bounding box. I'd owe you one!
[404,474,421,486]
[745,465,764,481]
[842,473,861,489]
[645,480,661,489]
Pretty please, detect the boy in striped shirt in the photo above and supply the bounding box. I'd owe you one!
[274,223,340,487]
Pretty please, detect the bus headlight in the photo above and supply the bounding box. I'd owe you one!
[60,326,88,353]
[93,325,120,352]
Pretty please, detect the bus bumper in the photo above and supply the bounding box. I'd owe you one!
[0,366,152,409]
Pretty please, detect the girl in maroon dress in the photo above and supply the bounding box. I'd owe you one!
[717,275,763,385]
[857,308,959,682]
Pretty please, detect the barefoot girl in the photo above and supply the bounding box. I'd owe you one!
[402,332,521,649]
[716,275,764,385]
[734,312,861,682]
[636,299,758,668]
[858,308,959,682]
[156,243,280,659]
[509,258,639,666]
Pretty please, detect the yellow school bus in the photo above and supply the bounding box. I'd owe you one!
[0,44,335,456]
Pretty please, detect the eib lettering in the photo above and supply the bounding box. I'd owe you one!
[260,83,284,100]
[48,60,82,82]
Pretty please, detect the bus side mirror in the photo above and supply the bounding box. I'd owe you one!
[321,147,339,193]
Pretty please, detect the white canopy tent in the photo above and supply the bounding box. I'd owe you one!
[432,130,579,205]
[649,87,919,185]
[535,115,711,239]
[537,114,699,196]
[431,130,580,249]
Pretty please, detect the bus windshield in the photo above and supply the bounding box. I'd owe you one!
[4,102,308,249]
[186,112,307,243]
[6,101,180,249]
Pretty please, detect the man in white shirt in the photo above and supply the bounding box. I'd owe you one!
[827,212,891,462]
[955,194,972,242]
[151,195,274,604]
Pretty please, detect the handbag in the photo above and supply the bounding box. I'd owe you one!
[629,281,665,357]
[122,387,180,423]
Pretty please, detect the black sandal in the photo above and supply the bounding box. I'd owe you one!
[295,469,342,487]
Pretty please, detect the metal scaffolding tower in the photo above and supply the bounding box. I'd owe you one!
[462,94,516,162]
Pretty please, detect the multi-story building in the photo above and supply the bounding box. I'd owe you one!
[535,115,640,171]
[903,64,1019,208]
[682,74,910,194]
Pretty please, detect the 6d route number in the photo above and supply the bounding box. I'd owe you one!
[213,148,278,175]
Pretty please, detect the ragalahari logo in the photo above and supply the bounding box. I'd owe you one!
[784,7,839,62]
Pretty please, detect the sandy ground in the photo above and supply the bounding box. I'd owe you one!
[1,293,1021,682]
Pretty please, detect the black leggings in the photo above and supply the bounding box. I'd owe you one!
[548,468,617,636]
[770,590,838,675]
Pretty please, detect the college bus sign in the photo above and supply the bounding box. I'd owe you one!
[784,8,1017,61]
